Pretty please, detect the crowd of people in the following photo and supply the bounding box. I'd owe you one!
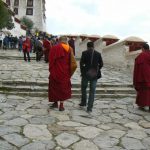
[0,34,75,64]
[1,35,18,50]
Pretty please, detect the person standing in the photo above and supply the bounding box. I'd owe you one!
[133,43,150,111]
[43,36,51,63]
[48,36,77,111]
[22,36,31,62]
[34,37,43,62]
[18,36,23,52]
[79,41,103,112]
[68,37,75,55]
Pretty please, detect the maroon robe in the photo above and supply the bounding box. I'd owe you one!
[48,43,72,102]
[43,39,51,62]
[133,51,150,106]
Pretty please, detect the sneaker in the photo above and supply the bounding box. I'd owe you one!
[49,102,58,108]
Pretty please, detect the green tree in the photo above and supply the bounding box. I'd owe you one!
[0,0,14,30]
[20,16,34,31]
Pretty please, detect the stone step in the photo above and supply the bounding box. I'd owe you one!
[0,91,136,98]
[0,86,135,94]
[0,56,36,60]
[1,80,133,88]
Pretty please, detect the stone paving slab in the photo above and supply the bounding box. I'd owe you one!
[0,95,149,150]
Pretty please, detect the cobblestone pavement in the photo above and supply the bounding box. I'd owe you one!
[0,50,150,150]
[0,50,132,84]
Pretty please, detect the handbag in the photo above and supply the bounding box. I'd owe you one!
[86,50,98,80]
[70,48,77,76]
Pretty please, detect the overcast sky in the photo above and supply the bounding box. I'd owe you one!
[46,0,150,42]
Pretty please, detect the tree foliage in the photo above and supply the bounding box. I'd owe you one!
[20,16,34,30]
[0,0,14,30]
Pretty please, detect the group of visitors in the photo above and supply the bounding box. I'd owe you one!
[21,35,75,63]
[1,35,18,50]
[48,36,150,113]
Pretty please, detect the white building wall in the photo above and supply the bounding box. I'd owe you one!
[74,37,81,56]
[76,38,90,58]
[101,41,143,73]
[125,49,141,73]
[102,42,127,69]
[3,0,46,31]
[94,39,106,53]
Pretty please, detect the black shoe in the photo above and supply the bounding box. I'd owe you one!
[49,102,58,108]
[59,107,65,111]
[87,109,92,113]
[79,103,86,107]
[138,106,145,111]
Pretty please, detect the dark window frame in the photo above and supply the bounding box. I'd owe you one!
[26,8,33,15]
[14,0,19,6]
[14,7,18,15]
[27,0,33,7]
[6,0,10,5]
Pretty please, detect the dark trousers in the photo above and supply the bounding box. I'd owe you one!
[36,51,43,61]
[24,51,30,61]
[0,41,2,48]
[81,77,97,111]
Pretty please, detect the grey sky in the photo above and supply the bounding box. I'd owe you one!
[46,0,150,42]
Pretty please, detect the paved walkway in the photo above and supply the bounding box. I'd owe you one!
[0,50,150,150]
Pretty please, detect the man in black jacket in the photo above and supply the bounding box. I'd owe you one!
[80,41,103,112]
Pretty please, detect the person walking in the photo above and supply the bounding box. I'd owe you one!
[48,36,77,111]
[79,41,103,112]
[133,43,150,111]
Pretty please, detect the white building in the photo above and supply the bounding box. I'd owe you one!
[3,0,46,31]
[1,1,27,37]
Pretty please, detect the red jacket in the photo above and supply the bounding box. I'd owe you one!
[23,38,31,52]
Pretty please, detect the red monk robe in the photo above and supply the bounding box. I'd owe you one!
[133,51,150,107]
[43,39,51,63]
[48,43,72,102]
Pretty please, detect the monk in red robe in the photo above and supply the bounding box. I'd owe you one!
[43,37,51,63]
[48,36,73,111]
[133,43,150,111]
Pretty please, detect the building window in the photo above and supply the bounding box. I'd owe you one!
[6,0,10,5]
[27,0,33,7]
[26,8,33,15]
[14,8,18,15]
[14,0,19,6]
